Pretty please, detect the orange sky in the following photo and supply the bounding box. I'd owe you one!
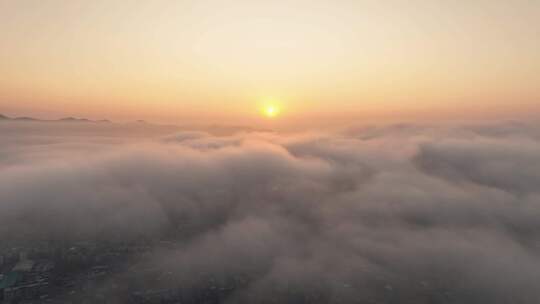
[1,0,539,126]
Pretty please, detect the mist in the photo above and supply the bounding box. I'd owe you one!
[1,120,540,303]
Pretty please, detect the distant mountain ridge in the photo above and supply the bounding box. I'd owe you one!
[0,114,111,123]
[0,113,269,135]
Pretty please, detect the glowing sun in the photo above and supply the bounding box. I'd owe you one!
[264,105,279,118]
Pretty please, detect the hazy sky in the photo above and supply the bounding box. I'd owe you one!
[1,0,539,125]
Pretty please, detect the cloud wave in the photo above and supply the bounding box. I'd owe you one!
[1,121,540,303]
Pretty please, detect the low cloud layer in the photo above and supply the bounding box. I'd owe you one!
[1,121,540,303]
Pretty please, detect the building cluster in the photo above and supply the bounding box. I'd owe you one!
[0,241,151,303]
[0,240,342,304]
[0,249,53,303]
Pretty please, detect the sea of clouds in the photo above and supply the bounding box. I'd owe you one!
[1,120,540,303]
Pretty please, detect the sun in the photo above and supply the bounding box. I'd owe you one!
[264,105,280,118]
[259,97,283,119]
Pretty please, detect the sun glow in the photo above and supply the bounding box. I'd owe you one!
[261,103,283,119]
[264,105,279,118]
[260,97,282,119]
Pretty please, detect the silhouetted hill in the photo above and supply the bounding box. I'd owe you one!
[14,116,39,121]
[59,117,92,122]
[0,114,110,123]
[0,113,269,135]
